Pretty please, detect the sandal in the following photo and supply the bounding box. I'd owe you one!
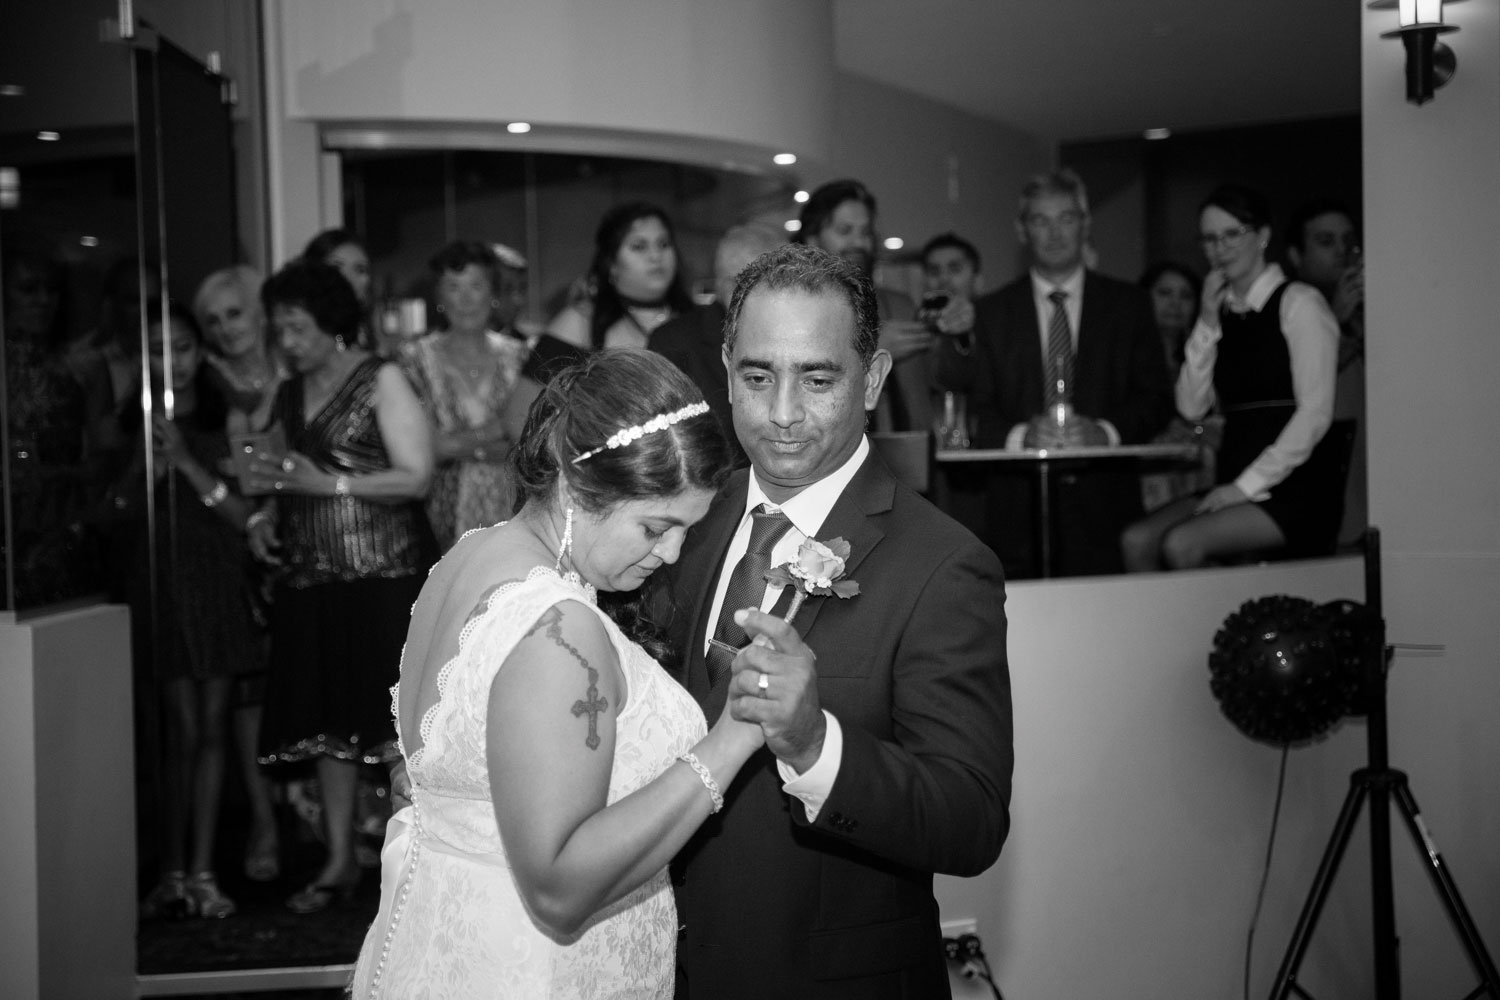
[186,871,237,919]
[286,871,360,914]
[140,871,192,921]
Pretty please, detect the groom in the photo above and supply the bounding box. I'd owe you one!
[653,244,1013,998]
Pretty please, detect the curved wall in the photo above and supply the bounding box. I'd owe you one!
[273,0,836,163]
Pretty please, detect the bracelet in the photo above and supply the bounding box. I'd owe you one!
[244,508,274,534]
[677,752,723,813]
[200,480,229,508]
[334,474,352,497]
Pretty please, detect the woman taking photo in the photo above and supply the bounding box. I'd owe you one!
[1121,185,1339,570]
[244,260,435,913]
[400,240,528,550]
[350,350,763,998]
[547,202,694,351]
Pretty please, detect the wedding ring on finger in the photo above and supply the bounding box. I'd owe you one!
[281,457,296,473]
[274,480,284,491]
[756,671,769,696]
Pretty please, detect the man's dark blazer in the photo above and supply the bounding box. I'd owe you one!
[652,450,1012,999]
[936,270,1173,577]
[647,303,746,468]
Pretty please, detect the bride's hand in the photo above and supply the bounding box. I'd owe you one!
[713,680,767,757]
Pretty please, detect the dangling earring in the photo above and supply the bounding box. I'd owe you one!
[335,334,347,352]
[435,303,446,314]
[555,506,575,578]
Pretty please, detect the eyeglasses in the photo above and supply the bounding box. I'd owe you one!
[1199,226,1256,251]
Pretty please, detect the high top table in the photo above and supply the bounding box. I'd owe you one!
[936,442,1202,578]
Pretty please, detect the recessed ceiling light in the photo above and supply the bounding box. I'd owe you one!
[1144,127,1171,141]
[793,190,809,203]
[883,237,904,251]
[1,84,25,98]
[773,152,797,166]
[37,130,60,141]
[507,122,531,134]
[80,235,99,247]
[784,219,802,233]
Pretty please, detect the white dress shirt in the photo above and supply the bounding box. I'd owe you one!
[701,437,870,820]
[1176,263,1338,500]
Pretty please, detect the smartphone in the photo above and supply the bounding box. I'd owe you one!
[917,291,951,329]
[229,426,288,496]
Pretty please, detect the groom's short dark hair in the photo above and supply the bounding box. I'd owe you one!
[721,244,879,366]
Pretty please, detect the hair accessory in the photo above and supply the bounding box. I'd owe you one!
[678,752,724,813]
[571,401,711,464]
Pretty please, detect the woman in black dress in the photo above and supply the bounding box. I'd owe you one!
[244,261,435,912]
[1121,185,1340,570]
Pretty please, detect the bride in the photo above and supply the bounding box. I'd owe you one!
[351,350,763,998]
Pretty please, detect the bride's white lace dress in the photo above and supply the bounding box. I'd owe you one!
[350,567,707,999]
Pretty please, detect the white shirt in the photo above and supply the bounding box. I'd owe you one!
[1176,263,1338,500]
[701,437,870,820]
[1002,267,1120,448]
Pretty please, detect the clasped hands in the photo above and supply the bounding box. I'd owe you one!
[1021,412,1110,449]
[722,608,826,775]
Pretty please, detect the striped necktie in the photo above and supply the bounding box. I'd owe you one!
[1045,288,1074,407]
[705,505,794,695]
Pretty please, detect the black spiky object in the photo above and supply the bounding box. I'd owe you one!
[1209,595,1369,746]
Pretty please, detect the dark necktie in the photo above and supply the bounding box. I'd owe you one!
[1046,289,1074,407]
[705,505,793,694]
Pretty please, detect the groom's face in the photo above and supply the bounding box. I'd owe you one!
[723,286,890,503]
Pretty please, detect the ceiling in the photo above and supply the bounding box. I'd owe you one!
[833,0,1362,142]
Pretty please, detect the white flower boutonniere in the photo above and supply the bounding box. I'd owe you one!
[764,536,860,626]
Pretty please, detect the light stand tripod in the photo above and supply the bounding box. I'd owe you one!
[1269,529,1500,999]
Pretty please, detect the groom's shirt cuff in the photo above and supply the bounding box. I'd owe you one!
[776,710,843,821]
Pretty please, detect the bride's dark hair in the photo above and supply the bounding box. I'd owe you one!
[512,349,732,661]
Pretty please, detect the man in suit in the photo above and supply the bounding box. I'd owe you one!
[798,179,935,433]
[653,244,1012,999]
[650,222,785,469]
[936,169,1173,577]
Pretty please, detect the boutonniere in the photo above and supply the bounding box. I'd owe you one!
[764,536,861,626]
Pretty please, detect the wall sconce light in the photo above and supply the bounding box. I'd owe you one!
[1368,0,1461,105]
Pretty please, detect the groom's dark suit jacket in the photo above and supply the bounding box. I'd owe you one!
[652,451,1012,999]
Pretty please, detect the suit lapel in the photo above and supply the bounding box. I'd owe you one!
[1075,271,1107,408]
[781,452,892,641]
[1007,282,1045,417]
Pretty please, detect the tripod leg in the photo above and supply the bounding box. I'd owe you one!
[1270,778,1370,1000]
[1391,779,1500,994]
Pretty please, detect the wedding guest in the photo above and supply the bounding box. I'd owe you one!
[798,179,933,432]
[303,228,372,308]
[400,240,528,549]
[934,169,1172,577]
[194,266,286,428]
[654,244,1012,997]
[244,260,435,913]
[547,201,694,351]
[123,302,261,920]
[650,221,785,468]
[1137,261,1220,511]
[350,350,762,997]
[1121,184,1339,570]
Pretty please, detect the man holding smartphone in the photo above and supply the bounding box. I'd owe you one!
[918,232,983,351]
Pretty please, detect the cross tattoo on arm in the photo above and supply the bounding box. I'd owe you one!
[527,605,611,751]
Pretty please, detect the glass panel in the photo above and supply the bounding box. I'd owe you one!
[1,0,139,612]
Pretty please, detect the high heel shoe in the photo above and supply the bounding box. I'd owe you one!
[140,871,192,921]
[243,828,280,883]
[286,870,359,914]
[186,871,237,919]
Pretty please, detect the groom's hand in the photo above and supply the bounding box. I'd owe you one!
[730,608,826,774]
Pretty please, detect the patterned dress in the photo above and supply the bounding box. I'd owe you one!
[400,333,524,551]
[350,566,706,999]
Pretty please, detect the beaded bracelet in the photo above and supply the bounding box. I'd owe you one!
[244,508,275,534]
[677,752,723,814]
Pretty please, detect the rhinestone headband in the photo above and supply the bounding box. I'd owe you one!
[570,401,711,464]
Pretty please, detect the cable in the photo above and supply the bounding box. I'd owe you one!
[1244,744,1290,1000]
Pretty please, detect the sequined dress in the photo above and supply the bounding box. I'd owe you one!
[349,566,707,999]
[258,357,436,765]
